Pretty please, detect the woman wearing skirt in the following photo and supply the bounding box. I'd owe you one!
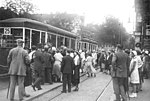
[84,53,96,77]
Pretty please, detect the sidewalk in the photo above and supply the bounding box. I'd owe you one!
[0,72,86,101]
[0,82,62,101]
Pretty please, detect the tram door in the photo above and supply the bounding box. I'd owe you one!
[32,30,40,46]
[0,34,14,66]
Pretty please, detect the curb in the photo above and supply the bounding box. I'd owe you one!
[24,72,87,101]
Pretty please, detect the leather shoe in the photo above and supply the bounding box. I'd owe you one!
[38,88,42,90]
[24,94,30,97]
[31,85,36,91]
[61,91,66,93]
[73,88,79,91]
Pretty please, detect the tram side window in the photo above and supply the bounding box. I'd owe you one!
[71,39,75,50]
[0,28,4,47]
[41,32,45,46]
[82,43,84,50]
[25,29,30,48]
[85,43,87,50]
[89,44,91,51]
[48,33,56,47]
[12,28,23,47]
[64,37,69,48]
[32,30,40,46]
[57,36,64,48]
[79,42,81,50]
[2,35,14,48]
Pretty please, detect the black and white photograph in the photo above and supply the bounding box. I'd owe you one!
[0,0,150,101]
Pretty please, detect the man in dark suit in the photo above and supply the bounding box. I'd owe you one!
[61,49,74,93]
[32,43,44,91]
[43,45,54,84]
[111,44,130,101]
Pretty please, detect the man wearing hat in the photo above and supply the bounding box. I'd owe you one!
[7,39,30,101]
[111,44,130,101]
[42,45,54,84]
[31,43,44,91]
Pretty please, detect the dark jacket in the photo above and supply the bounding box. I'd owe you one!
[43,51,54,68]
[112,51,130,78]
[99,53,106,64]
[61,55,74,74]
[33,50,44,71]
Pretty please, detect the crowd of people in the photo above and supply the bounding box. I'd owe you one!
[111,45,150,101]
[6,38,150,101]
[7,39,98,101]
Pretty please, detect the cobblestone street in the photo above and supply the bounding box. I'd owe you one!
[32,72,112,101]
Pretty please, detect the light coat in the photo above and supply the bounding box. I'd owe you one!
[7,46,30,76]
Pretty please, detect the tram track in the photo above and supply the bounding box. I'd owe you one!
[46,72,112,101]
[48,73,90,101]
[95,78,112,101]
[1,67,113,101]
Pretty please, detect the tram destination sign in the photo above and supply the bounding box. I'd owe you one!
[4,28,11,35]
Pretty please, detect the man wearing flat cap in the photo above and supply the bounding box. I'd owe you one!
[7,39,30,101]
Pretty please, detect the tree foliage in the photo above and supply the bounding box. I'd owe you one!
[4,0,35,14]
[32,13,84,32]
[0,7,18,20]
[94,16,129,46]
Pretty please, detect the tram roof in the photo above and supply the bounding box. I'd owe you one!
[0,18,77,38]
[81,38,97,44]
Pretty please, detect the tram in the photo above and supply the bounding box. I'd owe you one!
[76,38,97,52]
[0,18,98,74]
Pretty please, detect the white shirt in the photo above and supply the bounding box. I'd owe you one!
[74,55,79,66]
[80,52,85,60]
[92,52,97,59]
[54,53,63,62]
[29,50,36,60]
[70,53,74,58]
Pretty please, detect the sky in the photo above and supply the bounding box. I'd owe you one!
[0,0,136,34]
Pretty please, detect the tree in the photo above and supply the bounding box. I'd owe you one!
[32,13,84,32]
[0,7,18,20]
[4,0,35,14]
[94,16,129,46]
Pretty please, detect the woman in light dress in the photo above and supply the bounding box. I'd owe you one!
[84,53,96,77]
[129,51,143,98]
[52,50,63,82]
